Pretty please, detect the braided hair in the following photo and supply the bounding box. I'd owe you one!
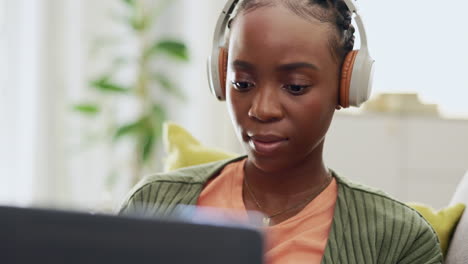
[228,0,356,64]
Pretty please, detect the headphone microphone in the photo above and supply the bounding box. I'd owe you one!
[207,0,375,108]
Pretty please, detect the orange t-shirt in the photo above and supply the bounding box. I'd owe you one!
[197,159,338,264]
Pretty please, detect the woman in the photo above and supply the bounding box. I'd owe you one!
[120,0,442,263]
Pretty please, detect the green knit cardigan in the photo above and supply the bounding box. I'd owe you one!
[119,157,443,264]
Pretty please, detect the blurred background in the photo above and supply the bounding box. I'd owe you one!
[0,0,467,212]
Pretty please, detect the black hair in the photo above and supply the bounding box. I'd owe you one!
[228,0,356,64]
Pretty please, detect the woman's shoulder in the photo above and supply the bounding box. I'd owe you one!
[331,171,443,263]
[132,156,245,190]
[118,157,244,216]
[334,171,427,222]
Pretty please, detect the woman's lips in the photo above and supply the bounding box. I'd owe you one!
[248,135,288,155]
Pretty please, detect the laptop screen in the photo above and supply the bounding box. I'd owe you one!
[0,206,264,264]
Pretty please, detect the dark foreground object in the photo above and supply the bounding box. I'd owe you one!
[0,206,263,264]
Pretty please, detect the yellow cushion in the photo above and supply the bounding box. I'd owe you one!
[162,122,238,172]
[407,202,465,255]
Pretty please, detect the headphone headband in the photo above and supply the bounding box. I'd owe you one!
[207,0,375,107]
[207,0,239,100]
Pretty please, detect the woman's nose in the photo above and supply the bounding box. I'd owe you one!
[248,87,284,123]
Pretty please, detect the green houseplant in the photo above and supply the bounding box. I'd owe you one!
[73,0,188,187]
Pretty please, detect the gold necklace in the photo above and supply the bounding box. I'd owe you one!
[244,172,333,226]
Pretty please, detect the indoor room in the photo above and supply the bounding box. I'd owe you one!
[1,0,467,263]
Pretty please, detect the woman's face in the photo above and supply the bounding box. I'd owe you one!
[226,5,341,172]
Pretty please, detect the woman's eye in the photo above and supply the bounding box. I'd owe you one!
[232,81,254,91]
[284,84,310,95]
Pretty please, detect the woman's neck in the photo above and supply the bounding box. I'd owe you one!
[243,143,330,200]
[242,143,332,225]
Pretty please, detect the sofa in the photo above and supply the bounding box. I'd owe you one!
[445,170,468,263]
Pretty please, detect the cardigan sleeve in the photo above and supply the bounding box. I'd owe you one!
[118,183,154,216]
[396,212,443,264]
[326,179,444,264]
[117,177,205,217]
[117,158,238,217]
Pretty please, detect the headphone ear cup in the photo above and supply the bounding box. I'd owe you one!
[218,47,228,98]
[339,50,359,108]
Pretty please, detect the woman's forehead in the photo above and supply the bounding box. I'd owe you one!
[228,6,335,67]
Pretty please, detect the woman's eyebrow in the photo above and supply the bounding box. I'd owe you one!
[232,60,255,70]
[231,60,319,71]
[277,62,320,72]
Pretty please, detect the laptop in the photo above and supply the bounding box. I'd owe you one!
[0,206,264,264]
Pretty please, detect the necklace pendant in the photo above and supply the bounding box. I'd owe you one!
[263,217,271,226]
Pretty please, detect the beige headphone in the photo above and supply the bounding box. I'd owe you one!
[207,0,375,108]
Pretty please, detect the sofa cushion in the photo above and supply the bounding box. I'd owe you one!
[162,122,237,172]
[408,203,465,255]
[445,171,468,264]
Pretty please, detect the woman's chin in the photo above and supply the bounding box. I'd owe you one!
[246,152,291,173]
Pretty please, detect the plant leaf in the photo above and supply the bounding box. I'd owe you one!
[146,40,189,61]
[137,105,167,163]
[72,103,100,115]
[153,73,186,101]
[141,130,155,162]
[151,104,167,142]
[91,78,130,93]
[130,15,149,32]
[122,0,136,7]
[129,5,149,32]
[151,104,166,123]
[113,119,144,141]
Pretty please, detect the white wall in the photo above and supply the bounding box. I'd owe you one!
[0,0,43,206]
[325,112,468,209]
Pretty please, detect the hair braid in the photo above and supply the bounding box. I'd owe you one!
[230,0,356,63]
[334,0,355,54]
